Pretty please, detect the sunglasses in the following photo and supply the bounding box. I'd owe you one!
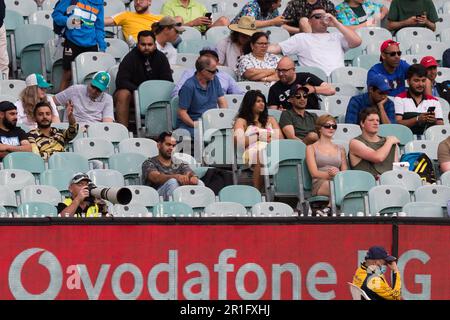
[276,67,295,73]
[205,69,218,74]
[384,51,402,57]
[311,14,323,19]
[294,94,308,99]
[322,124,337,130]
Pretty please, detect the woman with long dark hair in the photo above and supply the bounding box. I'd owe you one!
[233,90,282,190]
[238,31,280,83]
[231,0,287,28]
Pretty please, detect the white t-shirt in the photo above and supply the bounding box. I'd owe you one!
[15,95,59,129]
[156,41,177,65]
[279,32,350,76]
[55,85,114,124]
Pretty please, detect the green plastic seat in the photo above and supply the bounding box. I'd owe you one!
[368,185,411,215]
[2,152,45,177]
[48,152,90,172]
[17,201,58,217]
[108,152,147,185]
[20,185,62,206]
[118,138,158,158]
[219,185,262,209]
[172,185,216,213]
[203,202,249,217]
[251,202,295,217]
[379,170,422,193]
[152,201,195,217]
[0,169,35,192]
[402,202,445,218]
[379,124,414,147]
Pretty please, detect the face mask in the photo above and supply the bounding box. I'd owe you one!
[379,265,387,275]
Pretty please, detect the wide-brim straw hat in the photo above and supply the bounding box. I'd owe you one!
[228,16,261,36]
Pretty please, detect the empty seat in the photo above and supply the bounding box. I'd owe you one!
[379,170,423,193]
[40,169,75,196]
[172,185,216,212]
[48,152,90,172]
[441,171,450,187]
[20,185,62,206]
[86,122,130,145]
[2,152,45,177]
[330,67,367,89]
[0,169,35,192]
[402,201,445,218]
[423,125,450,141]
[105,38,129,62]
[87,169,125,187]
[260,26,290,42]
[108,152,147,184]
[0,79,26,98]
[205,26,231,45]
[334,123,362,141]
[118,138,158,157]
[332,83,359,96]
[368,185,411,215]
[236,81,270,97]
[251,202,295,217]
[224,94,244,110]
[72,138,115,164]
[113,204,151,217]
[176,53,198,68]
[414,185,450,211]
[152,201,195,217]
[219,185,262,209]
[16,201,58,217]
[203,202,248,217]
[0,185,17,212]
[320,95,351,118]
[127,185,160,209]
[28,10,53,28]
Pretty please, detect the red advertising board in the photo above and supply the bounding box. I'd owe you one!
[0,223,447,300]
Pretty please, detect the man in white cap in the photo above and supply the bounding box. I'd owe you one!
[352,245,401,300]
[0,101,32,159]
[53,71,114,125]
[57,172,108,217]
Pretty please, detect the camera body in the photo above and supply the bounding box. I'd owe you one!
[87,182,132,205]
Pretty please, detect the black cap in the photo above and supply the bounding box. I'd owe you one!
[289,84,309,97]
[365,246,397,262]
[199,47,219,60]
[0,101,17,112]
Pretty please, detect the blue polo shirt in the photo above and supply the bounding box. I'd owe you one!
[177,74,224,133]
[345,92,396,124]
[367,60,410,97]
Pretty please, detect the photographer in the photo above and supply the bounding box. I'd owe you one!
[57,173,108,217]
[352,245,402,300]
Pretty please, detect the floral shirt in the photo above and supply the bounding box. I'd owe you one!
[238,52,281,79]
[282,0,337,27]
[336,1,383,26]
[231,0,279,24]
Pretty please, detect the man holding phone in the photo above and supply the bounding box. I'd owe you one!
[394,64,444,135]
[161,0,229,33]
[386,0,439,33]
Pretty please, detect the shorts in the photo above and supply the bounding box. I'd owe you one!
[62,39,98,70]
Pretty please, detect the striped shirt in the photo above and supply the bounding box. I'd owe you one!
[28,124,78,160]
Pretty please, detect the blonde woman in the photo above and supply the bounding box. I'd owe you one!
[233,90,282,190]
[15,74,60,128]
[305,114,347,216]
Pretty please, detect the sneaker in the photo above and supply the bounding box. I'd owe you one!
[316,207,331,217]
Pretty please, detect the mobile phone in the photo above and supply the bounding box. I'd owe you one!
[427,106,436,113]
[416,15,421,18]
[204,12,212,19]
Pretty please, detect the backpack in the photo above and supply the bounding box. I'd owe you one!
[200,168,234,195]
[53,0,78,37]
[399,152,436,184]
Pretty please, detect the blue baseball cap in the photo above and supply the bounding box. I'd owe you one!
[365,246,396,262]
[91,71,110,92]
[367,73,391,93]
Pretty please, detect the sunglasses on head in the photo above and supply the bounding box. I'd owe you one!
[384,51,402,57]
[322,124,337,129]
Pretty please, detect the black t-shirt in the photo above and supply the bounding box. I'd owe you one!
[0,127,28,146]
[267,72,323,110]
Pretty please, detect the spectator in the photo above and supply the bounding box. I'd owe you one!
[57,172,108,217]
[105,0,163,46]
[142,131,204,200]
[53,71,114,125]
[394,64,444,135]
[438,114,450,173]
[177,56,228,136]
[349,107,399,179]
[268,56,335,110]
[345,73,396,124]
[305,114,347,216]
[0,0,8,79]
[218,16,259,70]
[151,16,184,65]
[52,0,106,92]
[353,245,401,300]
[282,0,337,34]
[279,84,319,144]
[336,0,388,30]
[238,31,280,83]
[367,40,410,97]
[161,0,229,33]
[233,90,282,190]
[420,55,450,104]
[231,0,287,29]
[28,101,78,160]
[15,74,60,129]
[0,101,32,159]
[172,47,244,98]
[443,48,450,68]
[387,0,438,33]
[114,30,173,127]
[267,5,362,76]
